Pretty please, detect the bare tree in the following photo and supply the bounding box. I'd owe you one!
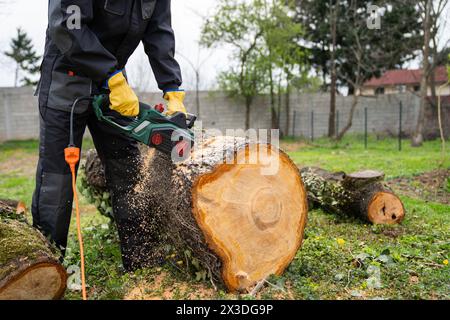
[328,0,338,138]
[412,0,449,146]
[176,47,210,118]
[412,0,432,147]
[128,53,153,99]
[336,29,364,141]
[437,80,448,160]
[427,0,449,105]
[335,2,381,141]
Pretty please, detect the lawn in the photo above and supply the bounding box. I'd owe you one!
[0,135,448,300]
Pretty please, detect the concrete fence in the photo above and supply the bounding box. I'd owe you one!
[0,87,448,142]
[0,87,40,141]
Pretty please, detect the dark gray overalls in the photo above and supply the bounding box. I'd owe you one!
[32,0,182,270]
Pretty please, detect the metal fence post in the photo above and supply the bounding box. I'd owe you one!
[311,111,314,142]
[364,107,368,149]
[399,101,403,151]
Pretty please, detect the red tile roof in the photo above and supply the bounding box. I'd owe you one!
[364,66,448,87]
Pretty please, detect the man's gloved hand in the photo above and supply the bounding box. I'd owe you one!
[163,90,187,116]
[107,71,139,117]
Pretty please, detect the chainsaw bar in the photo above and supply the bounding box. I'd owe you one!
[92,94,196,161]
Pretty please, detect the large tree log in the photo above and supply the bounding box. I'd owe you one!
[300,167,405,224]
[83,135,308,292]
[0,200,67,300]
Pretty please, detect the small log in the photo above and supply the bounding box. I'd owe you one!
[0,200,67,300]
[301,167,405,224]
[80,150,113,220]
[83,135,308,292]
[84,151,107,190]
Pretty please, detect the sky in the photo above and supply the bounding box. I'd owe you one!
[0,0,229,90]
[0,1,449,90]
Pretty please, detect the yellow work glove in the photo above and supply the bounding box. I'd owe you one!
[163,90,187,116]
[108,71,139,117]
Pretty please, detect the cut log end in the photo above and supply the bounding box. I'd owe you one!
[82,138,309,293]
[301,168,405,225]
[0,211,67,300]
[192,145,308,292]
[0,260,67,300]
[368,192,405,225]
[347,170,384,180]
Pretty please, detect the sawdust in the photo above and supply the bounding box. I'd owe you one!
[124,271,215,300]
[133,147,156,195]
[120,146,173,268]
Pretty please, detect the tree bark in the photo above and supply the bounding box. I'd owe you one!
[14,63,19,88]
[285,73,291,136]
[277,77,282,135]
[301,167,405,225]
[412,0,432,147]
[336,91,358,141]
[245,98,251,130]
[82,136,308,292]
[0,200,67,300]
[328,0,338,138]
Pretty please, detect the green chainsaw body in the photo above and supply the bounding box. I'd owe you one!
[92,94,196,159]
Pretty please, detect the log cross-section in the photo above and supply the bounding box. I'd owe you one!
[191,141,307,290]
[84,135,309,292]
[0,200,67,300]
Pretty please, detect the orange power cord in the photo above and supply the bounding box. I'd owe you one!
[65,146,87,300]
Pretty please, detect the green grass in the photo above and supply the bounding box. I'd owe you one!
[0,140,38,165]
[286,135,449,178]
[0,139,95,158]
[284,196,449,300]
[0,139,39,152]
[0,174,35,205]
[0,136,448,300]
[0,139,95,207]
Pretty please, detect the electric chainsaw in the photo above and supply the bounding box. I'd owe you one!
[91,94,196,160]
[65,94,196,301]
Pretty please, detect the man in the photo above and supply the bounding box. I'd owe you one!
[32,0,186,270]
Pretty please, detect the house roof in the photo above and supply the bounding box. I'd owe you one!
[364,66,449,87]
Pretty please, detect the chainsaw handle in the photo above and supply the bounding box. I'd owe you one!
[92,94,197,131]
[93,94,152,120]
[186,114,197,129]
[92,94,108,121]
